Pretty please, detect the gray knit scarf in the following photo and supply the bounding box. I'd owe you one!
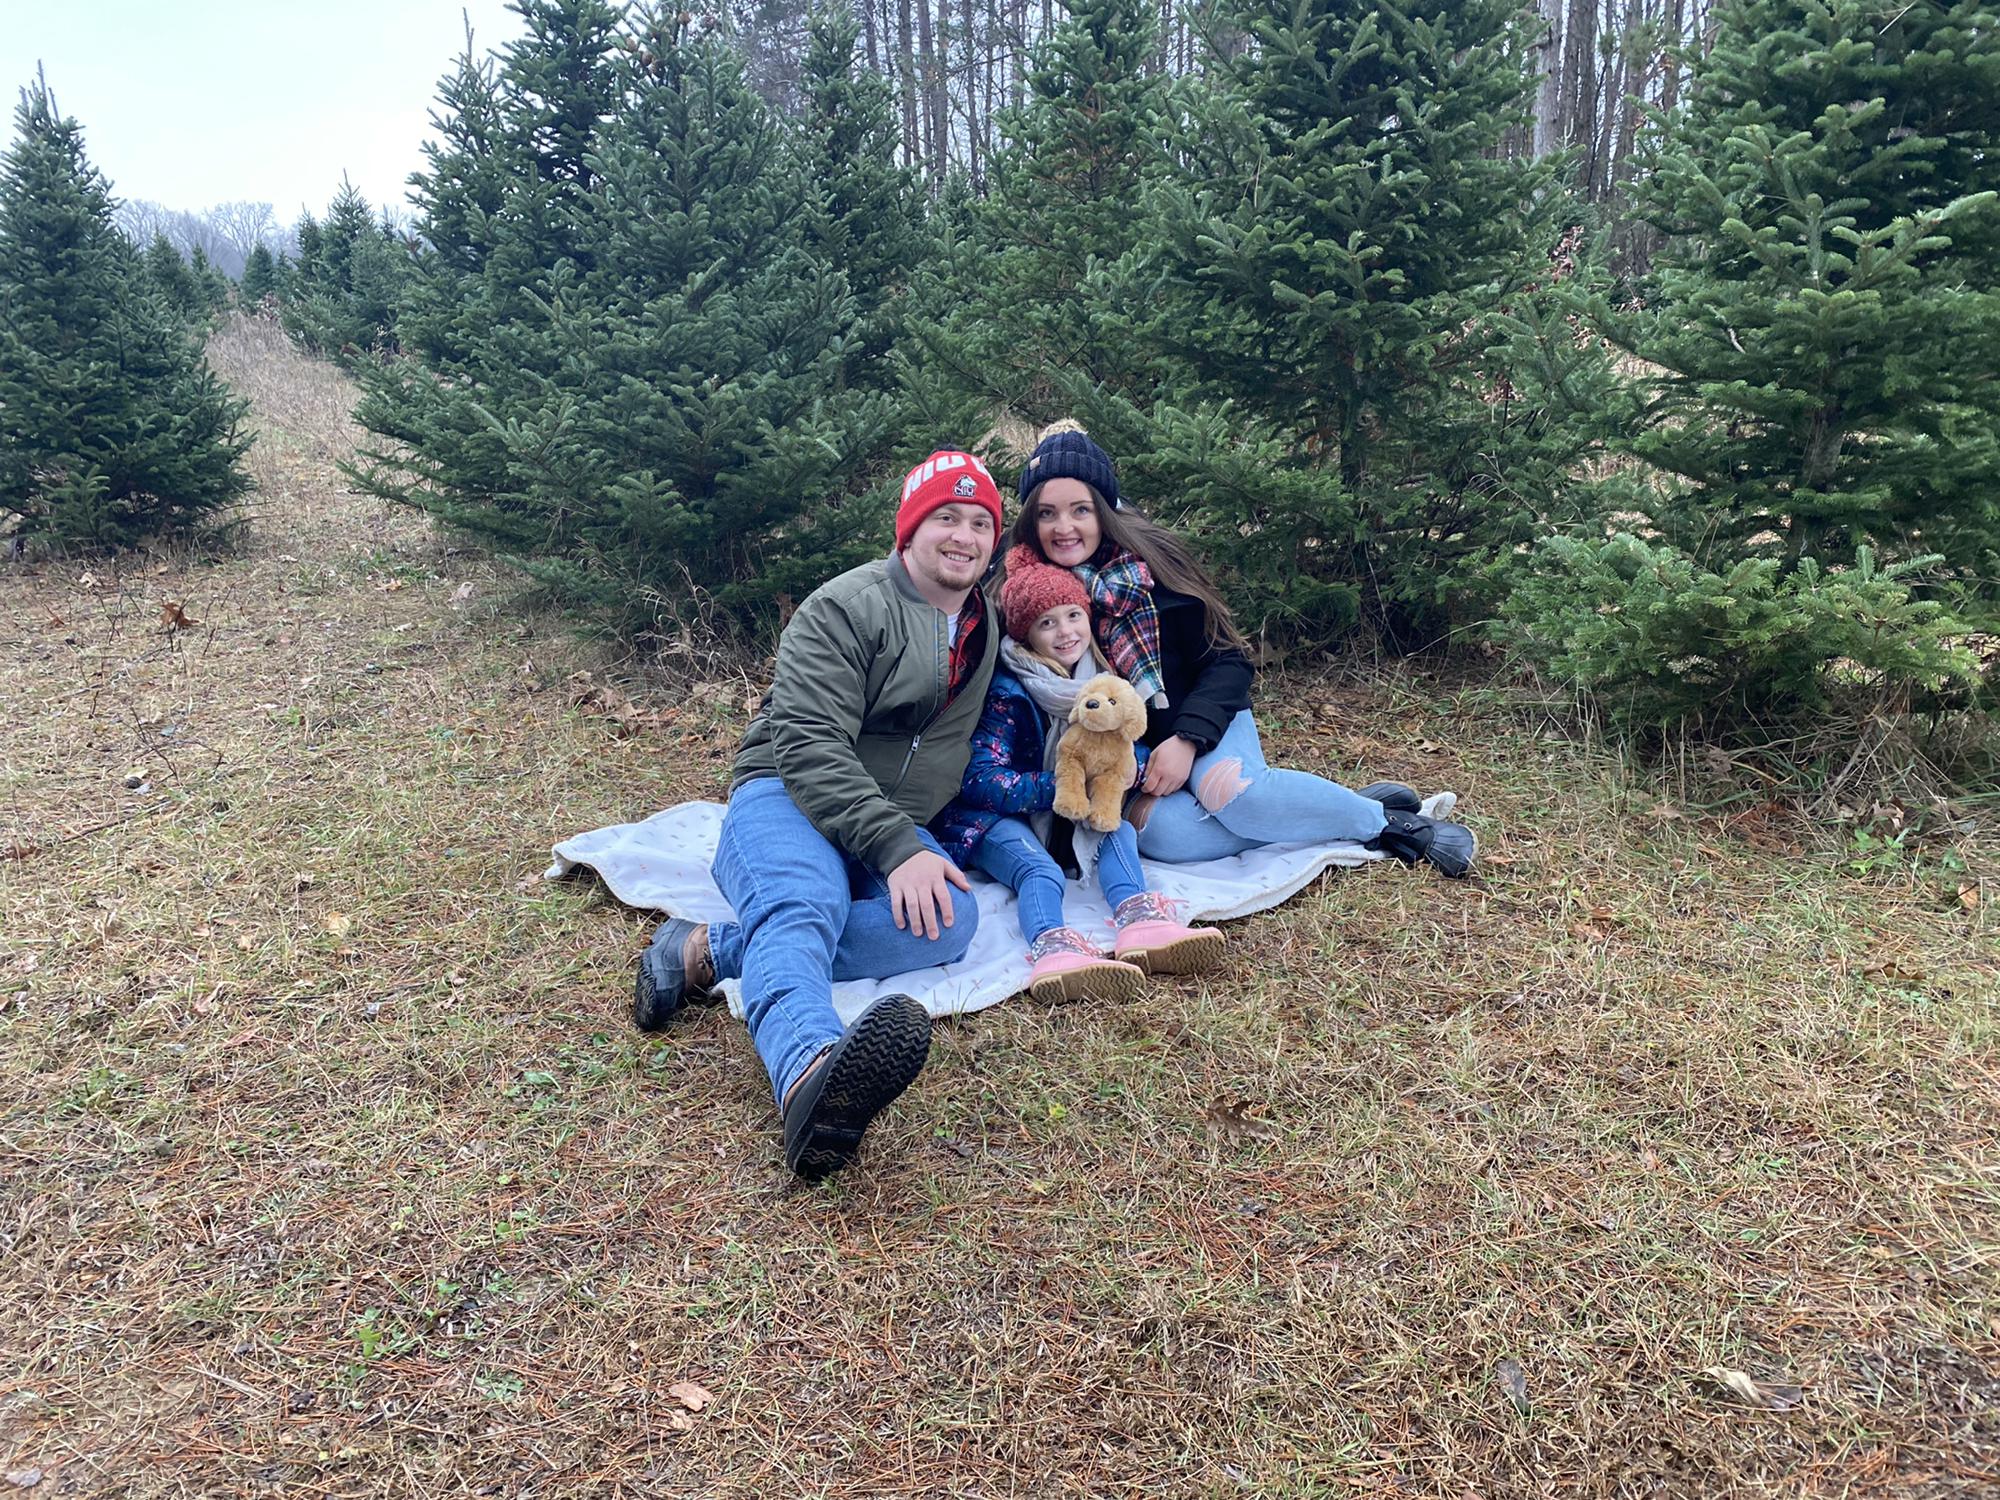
[998,637,1106,877]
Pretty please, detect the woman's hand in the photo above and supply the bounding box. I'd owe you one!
[1140,734,1197,797]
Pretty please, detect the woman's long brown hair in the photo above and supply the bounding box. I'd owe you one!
[1009,481,1251,658]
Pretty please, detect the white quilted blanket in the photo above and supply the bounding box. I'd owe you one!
[549,801,1384,1025]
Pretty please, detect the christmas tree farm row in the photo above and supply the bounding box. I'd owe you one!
[3,0,1995,752]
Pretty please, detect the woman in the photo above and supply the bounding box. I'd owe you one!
[1009,421,1475,874]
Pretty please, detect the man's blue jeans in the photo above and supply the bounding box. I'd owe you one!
[707,777,977,1103]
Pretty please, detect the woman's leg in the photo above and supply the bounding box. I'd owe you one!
[1186,711,1388,847]
[1131,788,1262,862]
[969,818,1068,944]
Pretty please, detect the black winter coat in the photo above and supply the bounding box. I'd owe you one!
[1143,582,1253,752]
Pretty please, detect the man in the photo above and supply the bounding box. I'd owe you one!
[634,451,1004,1180]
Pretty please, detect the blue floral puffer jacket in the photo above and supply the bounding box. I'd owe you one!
[930,668,1148,868]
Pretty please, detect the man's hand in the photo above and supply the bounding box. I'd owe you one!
[887,850,972,939]
[1140,734,1197,797]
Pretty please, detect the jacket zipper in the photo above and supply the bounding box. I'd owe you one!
[888,609,955,796]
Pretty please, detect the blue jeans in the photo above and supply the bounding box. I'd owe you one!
[1134,710,1387,862]
[706,777,977,1103]
[970,815,1147,943]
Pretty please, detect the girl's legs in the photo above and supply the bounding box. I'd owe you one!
[1091,820,1147,913]
[969,817,1067,943]
[972,817,1144,1003]
[1095,818,1226,977]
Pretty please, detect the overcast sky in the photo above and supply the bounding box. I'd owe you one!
[1,0,532,223]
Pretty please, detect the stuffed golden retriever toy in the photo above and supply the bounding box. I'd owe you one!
[1052,673,1149,833]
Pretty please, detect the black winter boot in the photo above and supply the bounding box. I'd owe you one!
[1368,809,1476,878]
[634,917,713,1030]
[1357,781,1422,813]
[782,994,932,1180]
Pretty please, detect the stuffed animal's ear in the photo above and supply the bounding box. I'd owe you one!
[1119,690,1149,738]
[1068,697,1087,725]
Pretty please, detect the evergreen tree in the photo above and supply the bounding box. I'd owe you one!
[1616,0,2000,591]
[796,5,926,389]
[187,244,232,318]
[909,0,1171,423]
[238,242,278,306]
[281,180,411,361]
[349,4,889,631]
[0,81,252,548]
[144,231,205,322]
[1132,0,1556,643]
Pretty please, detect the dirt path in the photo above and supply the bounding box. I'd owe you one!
[2,320,1996,1498]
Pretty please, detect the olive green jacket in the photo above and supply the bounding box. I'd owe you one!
[731,552,1000,874]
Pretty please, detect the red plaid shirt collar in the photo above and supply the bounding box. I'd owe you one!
[944,597,987,707]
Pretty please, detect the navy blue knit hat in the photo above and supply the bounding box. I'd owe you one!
[1017,420,1121,510]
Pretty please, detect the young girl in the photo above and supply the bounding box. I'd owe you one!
[1010,420,1476,874]
[932,547,1225,1004]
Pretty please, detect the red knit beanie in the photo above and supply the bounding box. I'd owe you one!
[895,450,1003,550]
[999,544,1090,642]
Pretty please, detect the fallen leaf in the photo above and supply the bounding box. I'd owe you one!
[5,1468,42,1489]
[1412,738,1444,754]
[667,1380,714,1412]
[1642,801,1686,823]
[1700,1365,1803,1410]
[451,582,475,604]
[1494,1357,1529,1415]
[78,571,99,589]
[1958,883,1980,912]
[5,843,37,862]
[667,1409,694,1432]
[235,935,254,952]
[1862,958,1926,985]
[324,912,353,939]
[1203,1097,1281,1144]
[159,599,197,633]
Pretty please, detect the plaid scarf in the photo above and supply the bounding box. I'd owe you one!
[1074,549,1167,708]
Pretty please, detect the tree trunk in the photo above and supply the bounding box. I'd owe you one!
[898,0,920,165]
[862,0,880,75]
[963,0,982,183]
[1533,0,1565,158]
[915,0,938,173]
[1663,0,1688,112]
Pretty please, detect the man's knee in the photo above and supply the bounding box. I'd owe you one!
[1195,757,1253,813]
[744,889,846,950]
[935,885,980,964]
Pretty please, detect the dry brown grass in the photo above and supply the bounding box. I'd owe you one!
[2,321,1997,1498]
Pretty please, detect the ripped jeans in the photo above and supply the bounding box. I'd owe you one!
[1132,710,1387,862]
